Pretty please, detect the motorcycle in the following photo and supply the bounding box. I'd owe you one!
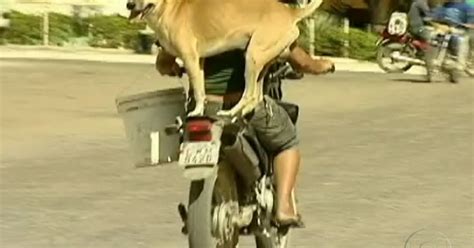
[376,18,474,81]
[376,27,427,73]
[166,60,300,248]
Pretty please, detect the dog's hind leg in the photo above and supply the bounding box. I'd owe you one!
[182,52,206,117]
[218,26,300,117]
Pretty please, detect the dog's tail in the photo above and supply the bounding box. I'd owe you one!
[292,0,322,21]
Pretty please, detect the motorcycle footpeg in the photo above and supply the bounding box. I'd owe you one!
[178,203,188,221]
[177,203,188,235]
[181,225,188,235]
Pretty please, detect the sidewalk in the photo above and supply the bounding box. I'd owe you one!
[0,45,425,74]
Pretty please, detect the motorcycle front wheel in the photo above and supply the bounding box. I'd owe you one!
[376,41,414,73]
[465,50,474,77]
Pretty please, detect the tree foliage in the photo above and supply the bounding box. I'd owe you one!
[3,11,145,49]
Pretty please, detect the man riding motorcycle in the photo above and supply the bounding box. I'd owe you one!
[407,0,440,81]
[430,0,474,76]
[156,45,333,227]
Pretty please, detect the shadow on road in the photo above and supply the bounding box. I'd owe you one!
[391,78,432,84]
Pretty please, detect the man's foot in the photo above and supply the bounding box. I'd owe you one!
[273,213,305,228]
[425,73,434,83]
[425,69,436,83]
[274,191,303,228]
[449,69,461,84]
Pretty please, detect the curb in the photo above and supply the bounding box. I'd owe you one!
[0,45,425,75]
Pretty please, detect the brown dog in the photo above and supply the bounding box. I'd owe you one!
[127,0,322,117]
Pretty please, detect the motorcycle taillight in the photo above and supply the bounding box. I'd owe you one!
[186,119,212,141]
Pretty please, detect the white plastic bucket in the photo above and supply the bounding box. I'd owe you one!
[116,87,186,167]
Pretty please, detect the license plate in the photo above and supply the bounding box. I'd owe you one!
[178,141,220,166]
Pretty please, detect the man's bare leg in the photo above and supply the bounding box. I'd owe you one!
[288,45,335,75]
[274,147,301,223]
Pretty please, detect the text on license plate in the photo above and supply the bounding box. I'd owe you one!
[179,141,220,166]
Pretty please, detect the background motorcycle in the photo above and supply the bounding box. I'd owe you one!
[167,60,300,248]
[376,27,427,73]
[376,21,474,80]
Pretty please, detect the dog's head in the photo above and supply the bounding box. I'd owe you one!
[126,0,161,21]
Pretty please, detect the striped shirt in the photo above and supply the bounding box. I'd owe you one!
[204,50,245,95]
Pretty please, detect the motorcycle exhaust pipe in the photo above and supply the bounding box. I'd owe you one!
[390,52,426,66]
[223,134,261,188]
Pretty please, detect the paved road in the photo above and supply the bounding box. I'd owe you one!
[1,59,472,248]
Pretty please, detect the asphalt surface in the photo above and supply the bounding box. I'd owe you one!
[0,59,473,248]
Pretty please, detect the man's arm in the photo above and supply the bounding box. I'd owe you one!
[155,48,182,77]
[417,0,431,17]
[466,3,474,28]
[287,45,335,75]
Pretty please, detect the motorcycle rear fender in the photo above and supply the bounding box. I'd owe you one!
[180,118,223,180]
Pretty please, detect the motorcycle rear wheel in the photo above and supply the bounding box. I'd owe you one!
[187,163,239,248]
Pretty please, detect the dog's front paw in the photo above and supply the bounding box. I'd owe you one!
[187,103,205,117]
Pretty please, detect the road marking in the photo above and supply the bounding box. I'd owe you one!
[150,131,160,164]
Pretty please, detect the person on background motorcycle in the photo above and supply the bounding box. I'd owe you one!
[431,0,474,73]
[155,45,333,226]
[408,0,440,81]
[468,0,474,63]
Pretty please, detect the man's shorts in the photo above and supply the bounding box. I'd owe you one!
[204,95,299,154]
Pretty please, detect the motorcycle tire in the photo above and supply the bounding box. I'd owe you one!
[465,51,474,77]
[448,69,461,84]
[187,164,239,248]
[376,41,414,73]
[255,223,291,248]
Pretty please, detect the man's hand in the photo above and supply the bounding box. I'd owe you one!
[288,45,335,75]
[155,49,182,77]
